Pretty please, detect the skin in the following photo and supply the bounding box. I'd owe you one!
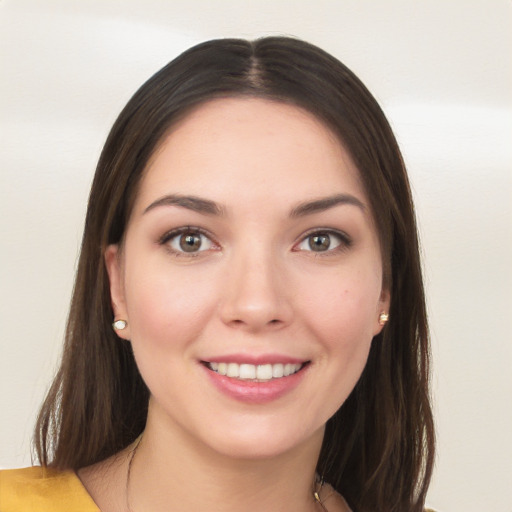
[79,98,389,512]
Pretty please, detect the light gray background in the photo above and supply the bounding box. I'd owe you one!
[1,1,511,511]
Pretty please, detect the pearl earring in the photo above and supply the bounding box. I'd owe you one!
[112,319,127,330]
[378,312,389,326]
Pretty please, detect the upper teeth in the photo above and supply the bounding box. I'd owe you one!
[208,362,302,381]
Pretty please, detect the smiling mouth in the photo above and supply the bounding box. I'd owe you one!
[203,361,308,382]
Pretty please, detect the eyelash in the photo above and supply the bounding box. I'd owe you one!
[158,227,352,257]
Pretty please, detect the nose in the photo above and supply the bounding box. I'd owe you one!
[219,248,293,332]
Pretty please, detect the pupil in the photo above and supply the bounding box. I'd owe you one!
[180,233,201,252]
[309,234,330,251]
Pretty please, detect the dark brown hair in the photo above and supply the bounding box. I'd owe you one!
[34,37,434,512]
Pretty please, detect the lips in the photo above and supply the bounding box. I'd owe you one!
[201,357,309,403]
[206,361,304,381]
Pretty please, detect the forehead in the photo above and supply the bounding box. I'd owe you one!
[136,97,366,211]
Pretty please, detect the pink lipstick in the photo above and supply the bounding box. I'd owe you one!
[200,356,309,404]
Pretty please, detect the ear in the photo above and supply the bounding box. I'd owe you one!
[373,287,391,336]
[104,244,131,340]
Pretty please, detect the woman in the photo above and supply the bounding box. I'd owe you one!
[0,37,435,511]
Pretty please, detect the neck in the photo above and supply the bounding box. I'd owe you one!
[127,405,324,512]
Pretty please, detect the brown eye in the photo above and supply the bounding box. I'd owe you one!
[165,230,214,254]
[296,230,348,253]
[308,233,331,251]
[180,233,202,252]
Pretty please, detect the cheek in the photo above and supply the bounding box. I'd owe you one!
[302,268,381,343]
[122,263,222,398]
[123,261,219,350]
[299,268,381,392]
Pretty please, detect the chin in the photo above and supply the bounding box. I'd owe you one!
[195,422,325,461]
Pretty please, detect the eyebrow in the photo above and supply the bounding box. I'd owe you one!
[290,193,366,217]
[143,194,224,216]
[143,192,365,218]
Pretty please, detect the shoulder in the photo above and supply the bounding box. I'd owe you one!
[0,466,100,512]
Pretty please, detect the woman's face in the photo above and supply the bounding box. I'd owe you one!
[106,98,389,459]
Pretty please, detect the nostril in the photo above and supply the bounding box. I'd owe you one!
[228,318,282,329]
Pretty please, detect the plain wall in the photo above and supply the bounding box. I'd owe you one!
[1,1,511,510]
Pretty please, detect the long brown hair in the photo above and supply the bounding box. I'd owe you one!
[34,37,434,512]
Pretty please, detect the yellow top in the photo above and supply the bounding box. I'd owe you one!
[0,466,100,512]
